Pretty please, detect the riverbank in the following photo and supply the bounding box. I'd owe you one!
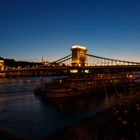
[45,87,140,140]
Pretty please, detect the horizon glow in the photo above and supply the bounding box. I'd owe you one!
[0,0,140,62]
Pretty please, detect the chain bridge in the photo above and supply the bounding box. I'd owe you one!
[51,45,140,74]
[52,53,140,67]
[1,45,140,77]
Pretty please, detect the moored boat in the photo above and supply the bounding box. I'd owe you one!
[34,74,105,98]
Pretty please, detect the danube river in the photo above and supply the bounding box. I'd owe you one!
[0,76,127,140]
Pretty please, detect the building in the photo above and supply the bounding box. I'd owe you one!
[71,45,87,66]
[0,60,4,71]
[41,57,50,66]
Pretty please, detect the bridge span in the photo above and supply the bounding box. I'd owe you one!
[1,45,140,77]
[1,65,140,77]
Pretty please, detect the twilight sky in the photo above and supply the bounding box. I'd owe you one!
[0,0,140,62]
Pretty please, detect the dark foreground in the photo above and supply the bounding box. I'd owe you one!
[0,83,140,140]
[46,88,140,140]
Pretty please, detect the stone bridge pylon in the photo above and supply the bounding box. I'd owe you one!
[71,45,87,67]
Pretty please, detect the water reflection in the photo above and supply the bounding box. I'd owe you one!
[37,91,117,114]
[0,77,131,140]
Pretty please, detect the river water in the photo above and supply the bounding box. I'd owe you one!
[0,76,126,140]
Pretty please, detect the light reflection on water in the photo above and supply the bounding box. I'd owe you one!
[0,77,126,140]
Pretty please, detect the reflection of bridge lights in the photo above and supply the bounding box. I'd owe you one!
[70,69,78,73]
[85,70,89,73]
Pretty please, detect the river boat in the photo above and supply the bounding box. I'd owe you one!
[127,74,140,80]
[34,74,106,98]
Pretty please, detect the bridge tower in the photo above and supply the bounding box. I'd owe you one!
[0,60,4,71]
[71,45,87,66]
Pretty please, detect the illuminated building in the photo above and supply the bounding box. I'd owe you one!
[71,45,87,66]
[41,57,50,66]
[0,60,4,71]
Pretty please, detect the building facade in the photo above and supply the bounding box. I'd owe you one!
[71,45,87,66]
[0,60,4,71]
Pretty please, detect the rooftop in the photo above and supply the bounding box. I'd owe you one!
[0,60,4,62]
[71,45,87,50]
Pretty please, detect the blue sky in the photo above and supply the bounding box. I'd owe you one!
[0,0,140,62]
